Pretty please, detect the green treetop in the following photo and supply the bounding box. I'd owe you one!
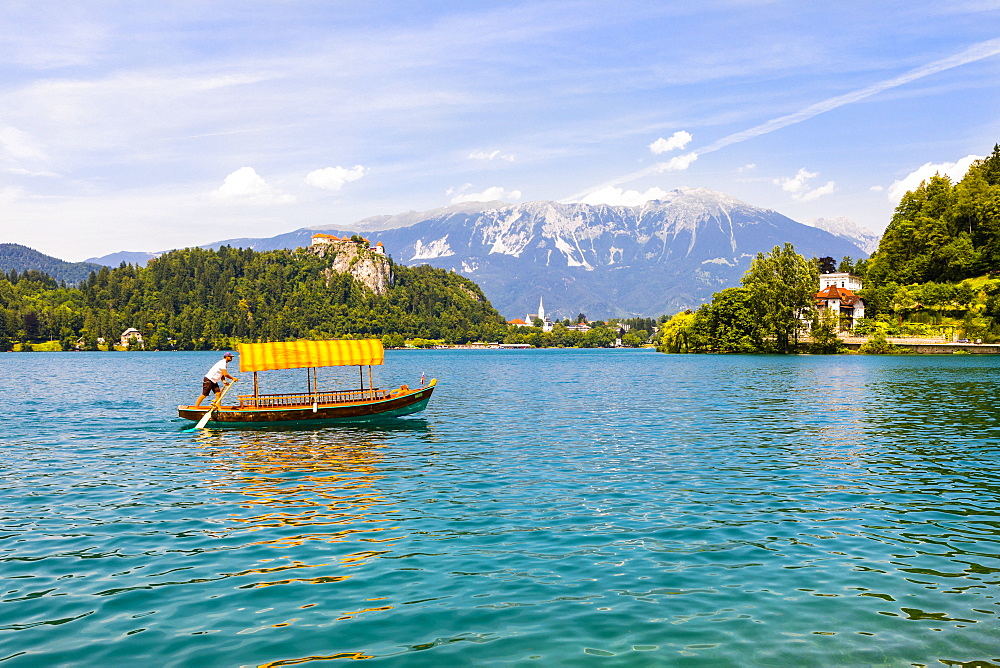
[741,243,818,353]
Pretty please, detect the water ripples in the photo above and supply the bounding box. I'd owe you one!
[1,350,999,665]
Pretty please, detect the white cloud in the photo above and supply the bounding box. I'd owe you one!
[773,168,835,201]
[737,163,757,172]
[886,154,982,203]
[699,37,1000,157]
[449,185,521,203]
[657,152,698,171]
[468,149,515,162]
[305,165,366,190]
[649,131,692,154]
[577,186,670,206]
[562,152,697,203]
[571,36,1000,204]
[775,168,817,194]
[0,181,325,261]
[212,167,295,204]
[870,185,884,192]
[798,181,836,201]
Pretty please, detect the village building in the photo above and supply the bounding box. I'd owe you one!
[120,328,144,349]
[813,272,865,330]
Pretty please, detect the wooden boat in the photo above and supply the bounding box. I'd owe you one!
[178,339,436,427]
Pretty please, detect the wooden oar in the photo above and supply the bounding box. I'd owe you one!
[192,378,238,430]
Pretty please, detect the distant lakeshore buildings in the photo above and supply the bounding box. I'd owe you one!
[509,272,866,337]
[508,297,590,332]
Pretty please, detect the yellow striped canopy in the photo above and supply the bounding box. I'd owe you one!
[237,339,384,372]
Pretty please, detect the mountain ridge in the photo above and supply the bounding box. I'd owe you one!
[806,217,881,254]
[0,243,105,286]
[81,188,868,318]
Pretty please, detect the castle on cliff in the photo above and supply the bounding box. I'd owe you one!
[311,233,385,254]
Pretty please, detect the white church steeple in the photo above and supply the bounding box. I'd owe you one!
[525,296,552,332]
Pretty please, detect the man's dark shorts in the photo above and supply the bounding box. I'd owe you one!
[202,377,221,395]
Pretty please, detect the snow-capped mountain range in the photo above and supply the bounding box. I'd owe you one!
[805,217,881,254]
[87,188,874,319]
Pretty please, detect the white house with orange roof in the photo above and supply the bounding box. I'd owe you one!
[814,272,865,330]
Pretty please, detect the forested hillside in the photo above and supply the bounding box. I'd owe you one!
[0,245,508,350]
[852,143,1000,342]
[867,144,1000,285]
[0,244,105,286]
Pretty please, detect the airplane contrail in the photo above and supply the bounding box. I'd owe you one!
[563,36,1000,202]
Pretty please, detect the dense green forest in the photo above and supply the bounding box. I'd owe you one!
[866,144,1000,286]
[658,143,1000,353]
[0,246,511,350]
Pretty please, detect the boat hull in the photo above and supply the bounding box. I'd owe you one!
[178,383,435,427]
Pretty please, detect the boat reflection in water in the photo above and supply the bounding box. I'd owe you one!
[191,420,432,651]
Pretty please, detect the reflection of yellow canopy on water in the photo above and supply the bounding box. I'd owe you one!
[237,339,385,373]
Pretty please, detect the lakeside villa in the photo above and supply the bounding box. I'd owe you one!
[813,272,866,331]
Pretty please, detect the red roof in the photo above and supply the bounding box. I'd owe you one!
[508,318,527,325]
[815,285,860,306]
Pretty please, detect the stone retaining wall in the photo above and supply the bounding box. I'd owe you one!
[838,339,1000,354]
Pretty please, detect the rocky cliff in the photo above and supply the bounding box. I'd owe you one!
[308,239,393,296]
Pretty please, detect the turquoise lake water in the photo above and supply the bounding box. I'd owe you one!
[2,349,999,666]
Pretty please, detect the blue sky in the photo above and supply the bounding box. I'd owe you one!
[1,1,998,261]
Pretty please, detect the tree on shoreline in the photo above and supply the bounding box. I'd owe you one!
[656,245,828,354]
[742,243,818,353]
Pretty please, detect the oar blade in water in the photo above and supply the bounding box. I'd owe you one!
[194,408,214,429]
[185,379,237,431]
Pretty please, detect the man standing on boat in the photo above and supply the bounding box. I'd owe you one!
[194,352,239,406]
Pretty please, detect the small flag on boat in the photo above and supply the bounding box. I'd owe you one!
[420,372,426,386]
